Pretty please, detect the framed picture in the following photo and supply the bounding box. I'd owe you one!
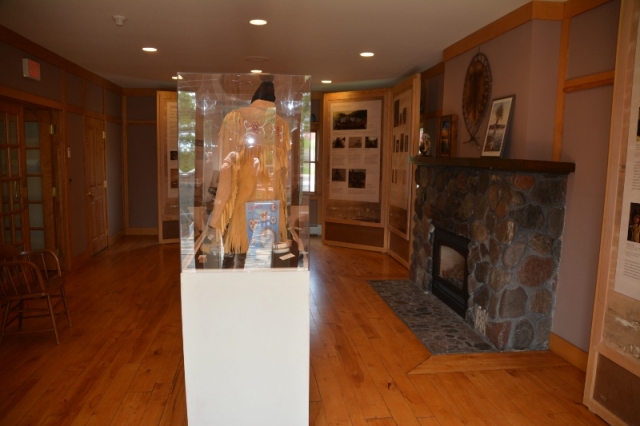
[481,95,515,157]
[436,114,458,157]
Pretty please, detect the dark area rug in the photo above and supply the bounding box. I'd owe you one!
[367,279,497,355]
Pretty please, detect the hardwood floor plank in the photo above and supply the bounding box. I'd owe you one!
[108,391,152,425]
[81,363,140,426]
[357,344,422,426]
[0,236,605,425]
[369,338,433,419]
[481,369,570,426]
[310,355,353,426]
[409,375,465,426]
[462,370,536,426]
[310,363,322,402]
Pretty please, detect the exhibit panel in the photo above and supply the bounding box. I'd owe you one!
[387,74,421,267]
[585,1,640,424]
[177,74,311,424]
[322,89,390,251]
[156,91,180,243]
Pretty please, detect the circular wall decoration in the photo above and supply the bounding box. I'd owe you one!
[462,53,492,147]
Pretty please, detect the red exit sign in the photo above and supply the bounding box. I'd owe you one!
[22,58,41,81]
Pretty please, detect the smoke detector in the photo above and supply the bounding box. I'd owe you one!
[113,15,127,26]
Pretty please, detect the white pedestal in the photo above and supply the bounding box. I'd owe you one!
[181,270,310,425]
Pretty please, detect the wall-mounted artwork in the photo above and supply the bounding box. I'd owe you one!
[481,95,514,158]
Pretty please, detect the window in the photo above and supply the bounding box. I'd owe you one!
[302,130,317,193]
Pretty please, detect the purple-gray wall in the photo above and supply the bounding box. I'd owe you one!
[440,2,619,351]
[554,1,620,350]
[444,20,561,161]
[107,120,124,237]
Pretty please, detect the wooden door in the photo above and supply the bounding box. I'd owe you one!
[0,100,28,249]
[85,117,107,255]
[24,108,57,253]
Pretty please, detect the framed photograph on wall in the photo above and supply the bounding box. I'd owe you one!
[481,95,515,157]
[436,114,457,157]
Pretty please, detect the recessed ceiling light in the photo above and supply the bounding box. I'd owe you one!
[360,52,374,57]
[250,19,267,25]
[172,75,183,80]
[321,80,332,84]
[251,69,262,74]
[142,47,157,52]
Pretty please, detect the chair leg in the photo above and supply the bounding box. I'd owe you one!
[0,301,11,348]
[60,286,72,327]
[46,295,60,345]
[17,300,24,330]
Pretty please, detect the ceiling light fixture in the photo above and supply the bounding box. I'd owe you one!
[250,69,262,74]
[321,80,332,84]
[142,47,157,52]
[172,75,183,80]
[250,19,267,25]
[360,52,374,57]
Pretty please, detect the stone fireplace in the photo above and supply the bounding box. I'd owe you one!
[410,157,575,351]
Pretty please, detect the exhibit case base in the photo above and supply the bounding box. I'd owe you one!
[181,270,310,425]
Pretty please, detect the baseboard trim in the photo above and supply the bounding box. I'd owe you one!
[548,332,588,372]
[126,228,158,236]
[108,230,125,246]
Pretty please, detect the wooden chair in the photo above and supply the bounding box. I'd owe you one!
[0,248,71,346]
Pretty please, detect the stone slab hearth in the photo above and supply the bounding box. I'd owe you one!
[410,158,574,351]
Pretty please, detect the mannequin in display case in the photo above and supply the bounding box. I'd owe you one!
[206,80,290,268]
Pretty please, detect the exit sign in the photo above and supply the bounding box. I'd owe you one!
[22,58,41,81]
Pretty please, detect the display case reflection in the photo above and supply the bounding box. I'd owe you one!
[178,74,311,272]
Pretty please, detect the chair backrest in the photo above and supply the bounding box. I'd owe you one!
[0,260,46,298]
[19,249,62,280]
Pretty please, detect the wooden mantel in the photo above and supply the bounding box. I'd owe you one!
[410,156,575,174]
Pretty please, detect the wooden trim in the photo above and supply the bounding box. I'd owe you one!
[324,218,384,228]
[0,25,121,92]
[108,230,125,246]
[548,332,588,372]
[424,110,443,119]
[564,0,613,18]
[408,351,568,375]
[321,240,386,253]
[443,1,564,62]
[563,70,615,93]
[106,114,122,124]
[387,249,410,269]
[410,156,575,174]
[83,109,105,120]
[552,16,571,161]
[420,62,445,80]
[122,88,158,97]
[0,86,64,110]
[596,343,640,379]
[125,228,159,236]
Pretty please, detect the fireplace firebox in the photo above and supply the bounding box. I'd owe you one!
[432,228,469,318]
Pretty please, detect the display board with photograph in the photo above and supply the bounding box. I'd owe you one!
[329,101,382,204]
[157,91,180,243]
[585,3,640,424]
[322,89,389,251]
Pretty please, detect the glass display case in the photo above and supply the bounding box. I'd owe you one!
[177,73,311,271]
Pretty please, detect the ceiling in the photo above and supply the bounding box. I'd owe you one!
[0,0,559,92]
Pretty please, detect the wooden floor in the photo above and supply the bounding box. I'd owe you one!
[0,236,607,425]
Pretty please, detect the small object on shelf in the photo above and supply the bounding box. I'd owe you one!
[419,133,431,156]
